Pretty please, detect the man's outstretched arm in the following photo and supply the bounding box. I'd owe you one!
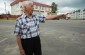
[38,14,64,23]
[46,14,64,20]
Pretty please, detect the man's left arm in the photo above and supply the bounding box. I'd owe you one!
[45,14,64,20]
[38,14,64,23]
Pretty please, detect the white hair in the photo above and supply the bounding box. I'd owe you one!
[21,0,33,11]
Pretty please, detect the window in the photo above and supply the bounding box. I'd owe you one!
[40,6,42,10]
[83,9,85,11]
[16,3,19,8]
[42,6,44,10]
[35,6,38,9]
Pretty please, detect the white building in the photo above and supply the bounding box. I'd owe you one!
[10,0,52,16]
[67,9,85,19]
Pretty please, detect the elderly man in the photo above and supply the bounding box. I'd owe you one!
[14,1,63,55]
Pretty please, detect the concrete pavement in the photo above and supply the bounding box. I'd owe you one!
[0,20,85,55]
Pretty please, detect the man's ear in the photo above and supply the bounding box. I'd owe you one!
[20,6,23,11]
[20,5,25,10]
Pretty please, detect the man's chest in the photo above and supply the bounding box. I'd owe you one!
[20,18,39,28]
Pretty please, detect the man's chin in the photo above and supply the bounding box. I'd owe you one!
[30,11,33,15]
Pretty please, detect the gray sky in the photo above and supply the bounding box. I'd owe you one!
[0,0,85,14]
[34,0,85,14]
[35,0,85,8]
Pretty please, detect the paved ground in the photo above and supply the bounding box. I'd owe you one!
[0,20,85,55]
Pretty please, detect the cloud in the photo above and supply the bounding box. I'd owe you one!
[0,1,12,14]
[0,2,5,13]
[57,7,77,14]
[0,8,5,14]
[52,0,85,8]
[0,0,14,2]
[56,0,85,14]
[34,0,85,14]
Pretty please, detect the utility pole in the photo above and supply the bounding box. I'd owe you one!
[4,2,7,14]
[4,2,9,20]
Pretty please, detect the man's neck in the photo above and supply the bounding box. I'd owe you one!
[24,11,32,17]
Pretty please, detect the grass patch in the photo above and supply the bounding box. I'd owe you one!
[0,18,16,20]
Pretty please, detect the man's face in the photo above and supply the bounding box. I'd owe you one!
[24,3,34,15]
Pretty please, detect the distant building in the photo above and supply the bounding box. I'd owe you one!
[10,0,52,16]
[67,9,85,19]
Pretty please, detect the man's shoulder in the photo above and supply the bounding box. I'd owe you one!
[32,14,37,17]
[15,15,23,24]
[17,13,26,20]
[16,16,21,21]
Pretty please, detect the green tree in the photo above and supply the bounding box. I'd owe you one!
[51,2,58,13]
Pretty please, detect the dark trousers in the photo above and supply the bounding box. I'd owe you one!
[21,36,42,55]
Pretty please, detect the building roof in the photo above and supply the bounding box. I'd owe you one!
[10,0,52,8]
[33,1,51,8]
